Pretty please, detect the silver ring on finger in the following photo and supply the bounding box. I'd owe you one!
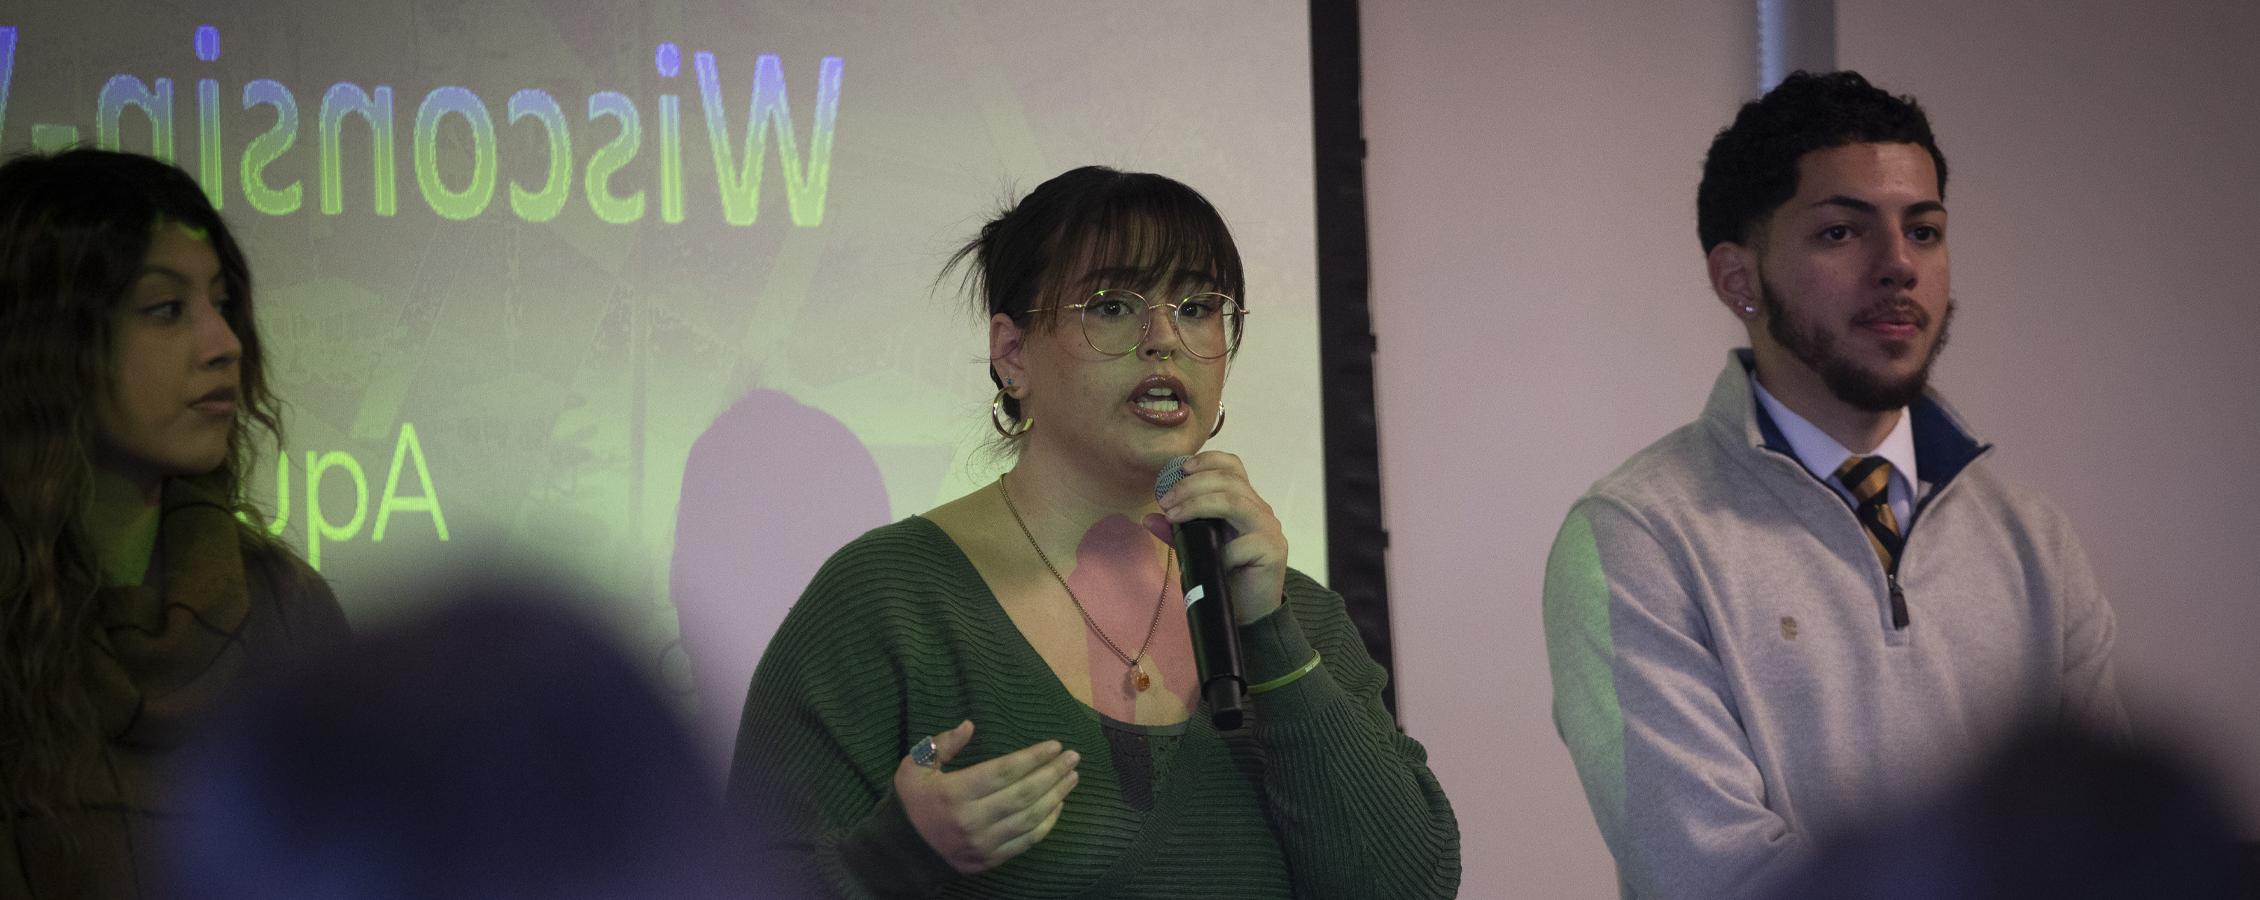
[910,735,940,768]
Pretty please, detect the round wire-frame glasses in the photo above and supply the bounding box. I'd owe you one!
[1030,289,1248,359]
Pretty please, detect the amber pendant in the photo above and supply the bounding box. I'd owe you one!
[1131,660,1152,692]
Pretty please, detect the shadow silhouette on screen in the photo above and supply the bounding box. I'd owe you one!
[670,388,892,768]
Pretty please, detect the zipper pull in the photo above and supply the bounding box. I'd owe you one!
[1887,573,1910,629]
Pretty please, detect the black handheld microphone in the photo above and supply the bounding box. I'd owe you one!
[1156,456,1247,730]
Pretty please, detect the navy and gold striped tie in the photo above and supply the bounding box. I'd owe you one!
[1834,455,1903,572]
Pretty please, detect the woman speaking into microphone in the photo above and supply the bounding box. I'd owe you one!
[727,166,1458,899]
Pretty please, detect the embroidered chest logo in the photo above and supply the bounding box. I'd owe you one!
[1779,616,1800,640]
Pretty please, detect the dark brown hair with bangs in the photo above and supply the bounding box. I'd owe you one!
[944,166,1245,425]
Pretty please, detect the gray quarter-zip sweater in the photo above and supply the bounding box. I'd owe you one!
[1543,350,2126,899]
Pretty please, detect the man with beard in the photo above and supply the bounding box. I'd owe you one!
[1541,71,2127,899]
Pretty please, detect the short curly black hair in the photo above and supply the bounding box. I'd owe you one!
[1697,70,1947,254]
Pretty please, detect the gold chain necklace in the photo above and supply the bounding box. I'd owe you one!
[997,473,1173,693]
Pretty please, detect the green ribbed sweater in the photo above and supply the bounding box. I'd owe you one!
[726,517,1459,899]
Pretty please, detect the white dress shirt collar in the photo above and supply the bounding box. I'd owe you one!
[1752,380,1920,522]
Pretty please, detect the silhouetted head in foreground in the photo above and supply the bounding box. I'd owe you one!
[165,578,756,899]
[1766,720,2248,899]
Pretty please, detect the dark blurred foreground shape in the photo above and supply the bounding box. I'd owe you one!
[1766,720,2255,900]
[162,579,763,899]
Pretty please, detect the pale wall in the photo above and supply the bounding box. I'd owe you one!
[1363,1,2260,896]
[1362,2,1755,895]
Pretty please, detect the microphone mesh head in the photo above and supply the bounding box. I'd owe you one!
[1154,455,1193,502]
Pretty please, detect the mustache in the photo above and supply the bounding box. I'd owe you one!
[1853,299,1931,329]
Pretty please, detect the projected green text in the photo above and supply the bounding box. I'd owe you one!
[0,26,844,226]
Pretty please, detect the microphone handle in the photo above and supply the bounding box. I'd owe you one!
[1173,519,1247,730]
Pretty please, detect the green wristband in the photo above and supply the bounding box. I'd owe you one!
[1247,652,1321,695]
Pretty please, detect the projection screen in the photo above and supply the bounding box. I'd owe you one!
[0,0,1326,767]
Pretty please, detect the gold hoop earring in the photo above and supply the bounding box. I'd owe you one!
[1208,402,1226,438]
[991,387,1033,437]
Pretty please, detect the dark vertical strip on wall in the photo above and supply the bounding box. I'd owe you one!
[1758,0,1837,90]
[1308,0,1396,717]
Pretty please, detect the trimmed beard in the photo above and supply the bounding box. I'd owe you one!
[1762,282,1955,412]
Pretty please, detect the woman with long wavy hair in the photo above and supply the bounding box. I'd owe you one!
[0,149,349,898]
